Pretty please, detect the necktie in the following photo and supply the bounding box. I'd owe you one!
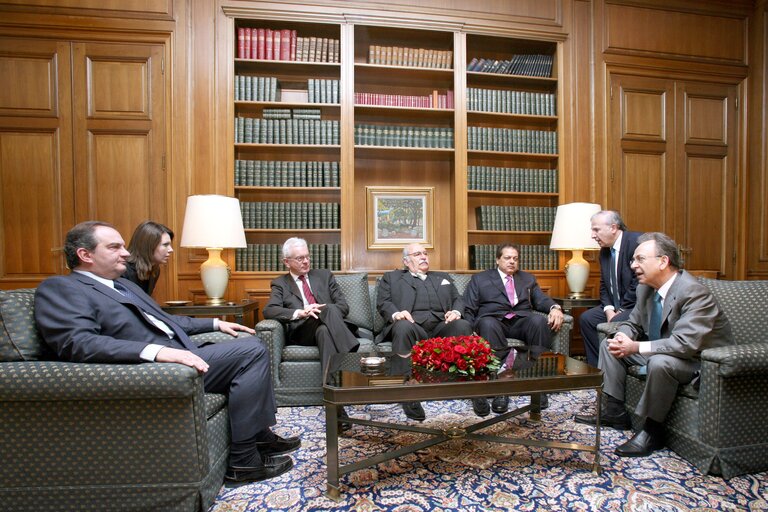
[298,274,317,304]
[610,248,621,308]
[114,280,140,303]
[649,292,663,340]
[504,275,517,319]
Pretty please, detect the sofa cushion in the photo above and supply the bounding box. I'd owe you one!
[0,289,56,362]
[334,273,373,332]
[698,277,768,345]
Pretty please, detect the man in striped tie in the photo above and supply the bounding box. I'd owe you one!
[575,232,732,457]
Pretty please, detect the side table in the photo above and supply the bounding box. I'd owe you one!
[552,296,601,357]
[161,300,260,328]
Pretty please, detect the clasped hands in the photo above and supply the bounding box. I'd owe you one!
[607,331,639,359]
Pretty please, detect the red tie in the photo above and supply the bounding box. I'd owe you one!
[298,274,317,304]
[504,275,517,319]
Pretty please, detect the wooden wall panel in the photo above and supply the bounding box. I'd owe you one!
[683,156,726,271]
[0,53,56,116]
[622,90,666,141]
[0,0,172,17]
[0,132,63,276]
[604,2,746,65]
[618,151,668,233]
[72,42,166,235]
[349,0,560,24]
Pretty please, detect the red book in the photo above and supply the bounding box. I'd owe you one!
[256,28,265,59]
[280,29,291,61]
[290,30,297,61]
[237,27,245,59]
[273,30,281,60]
[265,29,273,60]
[244,28,252,60]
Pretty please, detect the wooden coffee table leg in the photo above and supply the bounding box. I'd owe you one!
[594,387,602,473]
[325,403,342,501]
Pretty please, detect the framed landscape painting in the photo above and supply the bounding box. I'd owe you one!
[366,186,434,249]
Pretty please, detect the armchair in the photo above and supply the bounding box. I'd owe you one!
[597,277,768,478]
[0,288,232,511]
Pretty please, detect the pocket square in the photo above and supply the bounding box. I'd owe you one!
[440,279,450,285]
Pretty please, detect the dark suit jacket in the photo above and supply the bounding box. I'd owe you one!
[34,272,214,363]
[376,270,464,339]
[463,268,556,324]
[618,270,732,358]
[599,230,640,311]
[262,269,355,338]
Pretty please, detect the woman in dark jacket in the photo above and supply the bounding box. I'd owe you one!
[124,221,174,295]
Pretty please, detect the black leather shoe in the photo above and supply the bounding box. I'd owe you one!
[539,394,549,410]
[574,411,632,430]
[256,434,301,456]
[615,430,664,457]
[472,397,490,417]
[402,401,426,421]
[225,455,293,483]
[491,396,509,414]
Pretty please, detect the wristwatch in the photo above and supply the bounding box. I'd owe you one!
[550,304,562,312]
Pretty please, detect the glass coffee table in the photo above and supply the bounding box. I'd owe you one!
[323,352,603,500]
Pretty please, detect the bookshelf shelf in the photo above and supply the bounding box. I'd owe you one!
[468,230,553,235]
[468,190,558,198]
[235,186,340,192]
[245,229,341,233]
[467,150,558,160]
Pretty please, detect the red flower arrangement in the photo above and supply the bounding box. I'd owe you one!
[411,335,501,376]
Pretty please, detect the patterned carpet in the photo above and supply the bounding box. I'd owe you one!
[209,391,767,511]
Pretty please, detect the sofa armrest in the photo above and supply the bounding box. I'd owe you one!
[701,343,768,377]
[255,319,286,390]
[190,330,251,345]
[0,360,201,401]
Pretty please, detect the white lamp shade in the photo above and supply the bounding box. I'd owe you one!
[549,202,602,250]
[180,195,247,248]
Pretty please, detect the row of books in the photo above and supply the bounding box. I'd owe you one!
[468,166,558,194]
[236,243,341,272]
[308,79,340,104]
[354,90,454,109]
[467,54,553,77]
[470,244,558,271]
[262,108,321,120]
[475,205,556,232]
[241,202,340,229]
[467,127,557,154]
[237,27,340,63]
[467,88,556,116]
[368,45,452,69]
[234,160,340,187]
[354,124,454,148]
[235,75,280,102]
[235,117,340,145]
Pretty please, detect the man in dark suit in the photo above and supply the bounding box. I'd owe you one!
[575,232,732,457]
[262,237,359,429]
[463,243,564,416]
[377,243,473,421]
[579,210,640,366]
[263,237,359,373]
[34,221,299,484]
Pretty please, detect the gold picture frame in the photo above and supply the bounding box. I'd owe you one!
[366,186,434,249]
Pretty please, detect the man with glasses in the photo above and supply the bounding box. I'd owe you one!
[263,237,360,427]
[575,232,731,457]
[377,242,473,421]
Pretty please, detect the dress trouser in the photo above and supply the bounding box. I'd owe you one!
[288,304,360,372]
[473,314,551,360]
[598,340,701,423]
[388,317,473,356]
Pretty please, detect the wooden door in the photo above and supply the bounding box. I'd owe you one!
[71,42,167,241]
[0,38,74,285]
[609,74,738,278]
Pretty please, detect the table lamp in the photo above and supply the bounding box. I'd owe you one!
[180,195,247,304]
[549,202,601,298]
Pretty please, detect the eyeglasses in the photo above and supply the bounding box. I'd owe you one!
[287,255,310,262]
[407,251,429,258]
[630,255,663,265]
